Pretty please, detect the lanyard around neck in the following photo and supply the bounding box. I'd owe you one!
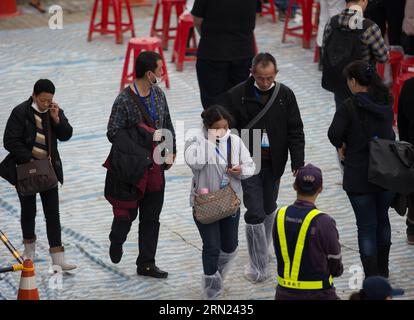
[215,138,230,165]
[133,82,158,122]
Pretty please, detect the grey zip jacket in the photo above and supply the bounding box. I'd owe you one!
[184,127,256,207]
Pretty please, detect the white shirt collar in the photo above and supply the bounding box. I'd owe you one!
[31,101,48,114]
[254,81,275,92]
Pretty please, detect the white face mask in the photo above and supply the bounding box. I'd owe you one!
[209,128,231,141]
[254,81,275,92]
[149,72,162,85]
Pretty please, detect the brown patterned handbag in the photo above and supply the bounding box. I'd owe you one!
[193,137,241,224]
[16,114,58,196]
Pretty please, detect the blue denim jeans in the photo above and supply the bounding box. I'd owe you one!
[347,191,396,258]
[194,209,240,275]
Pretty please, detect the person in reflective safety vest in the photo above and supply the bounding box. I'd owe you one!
[273,164,344,300]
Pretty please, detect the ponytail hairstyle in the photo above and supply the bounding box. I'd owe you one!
[201,105,234,129]
[343,60,392,105]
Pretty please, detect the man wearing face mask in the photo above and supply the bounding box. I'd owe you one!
[223,53,305,283]
[106,51,176,278]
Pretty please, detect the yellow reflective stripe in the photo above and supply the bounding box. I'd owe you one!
[278,276,325,290]
[277,206,290,280]
[290,209,322,281]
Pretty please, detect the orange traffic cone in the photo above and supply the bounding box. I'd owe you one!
[0,0,20,18]
[17,259,39,300]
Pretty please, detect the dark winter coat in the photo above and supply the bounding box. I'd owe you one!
[223,76,305,179]
[103,122,164,209]
[0,97,72,185]
[398,77,414,145]
[328,93,395,193]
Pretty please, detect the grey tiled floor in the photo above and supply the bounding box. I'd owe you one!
[0,5,412,300]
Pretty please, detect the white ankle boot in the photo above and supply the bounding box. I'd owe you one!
[50,246,77,271]
[23,242,36,261]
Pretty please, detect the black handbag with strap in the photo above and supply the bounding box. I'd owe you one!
[16,113,58,196]
[368,138,414,194]
[353,102,414,194]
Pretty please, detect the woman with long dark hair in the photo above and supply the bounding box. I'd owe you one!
[328,60,396,279]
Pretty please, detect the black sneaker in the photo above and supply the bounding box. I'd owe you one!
[137,265,168,279]
[109,243,123,264]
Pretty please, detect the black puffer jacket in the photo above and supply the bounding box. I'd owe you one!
[328,92,395,193]
[0,97,73,185]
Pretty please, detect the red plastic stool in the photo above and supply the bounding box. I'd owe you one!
[260,0,277,23]
[0,0,20,18]
[376,50,404,84]
[399,57,414,75]
[88,0,135,45]
[150,0,186,50]
[282,0,317,49]
[172,13,197,72]
[392,72,414,124]
[120,37,170,91]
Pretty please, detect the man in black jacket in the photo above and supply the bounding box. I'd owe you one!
[223,53,305,283]
[0,79,76,270]
[397,77,414,245]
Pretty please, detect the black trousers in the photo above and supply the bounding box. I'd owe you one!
[196,57,253,109]
[242,168,281,224]
[365,0,406,46]
[402,33,414,55]
[109,188,165,268]
[18,187,62,248]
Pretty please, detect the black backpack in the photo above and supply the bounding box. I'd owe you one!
[322,15,372,97]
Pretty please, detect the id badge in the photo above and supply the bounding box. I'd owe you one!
[261,132,270,148]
